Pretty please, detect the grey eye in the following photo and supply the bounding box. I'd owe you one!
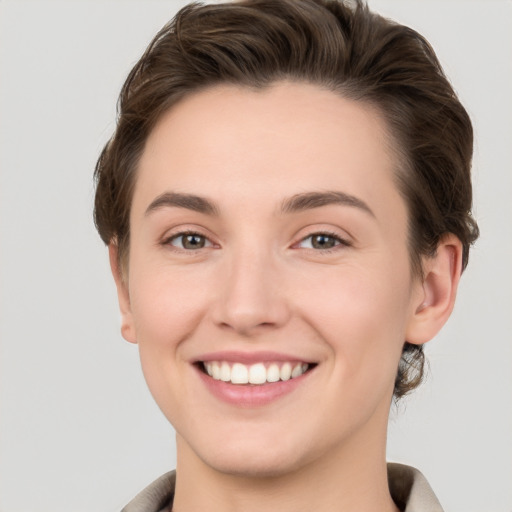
[170,233,211,250]
[312,234,338,249]
[299,234,341,250]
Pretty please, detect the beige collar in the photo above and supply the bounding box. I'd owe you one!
[122,463,443,512]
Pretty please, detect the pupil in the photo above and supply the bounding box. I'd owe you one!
[312,234,335,249]
[183,234,204,249]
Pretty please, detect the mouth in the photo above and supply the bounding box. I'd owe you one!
[198,361,315,385]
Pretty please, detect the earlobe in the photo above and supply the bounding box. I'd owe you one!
[108,243,137,344]
[406,234,463,345]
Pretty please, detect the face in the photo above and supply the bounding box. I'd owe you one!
[115,81,427,476]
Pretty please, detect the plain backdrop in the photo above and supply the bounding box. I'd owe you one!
[0,1,511,511]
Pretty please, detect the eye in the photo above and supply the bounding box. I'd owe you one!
[166,232,213,250]
[297,232,348,250]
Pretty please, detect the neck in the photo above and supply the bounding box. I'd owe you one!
[172,413,399,512]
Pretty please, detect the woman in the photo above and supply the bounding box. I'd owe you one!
[93,0,478,510]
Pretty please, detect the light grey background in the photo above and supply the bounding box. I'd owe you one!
[0,1,510,511]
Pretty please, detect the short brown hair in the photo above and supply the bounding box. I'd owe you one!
[94,0,479,398]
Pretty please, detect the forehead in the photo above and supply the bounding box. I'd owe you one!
[133,80,404,222]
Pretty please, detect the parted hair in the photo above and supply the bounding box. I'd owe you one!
[94,0,479,398]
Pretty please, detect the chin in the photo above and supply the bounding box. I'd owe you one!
[203,449,305,479]
[182,426,313,479]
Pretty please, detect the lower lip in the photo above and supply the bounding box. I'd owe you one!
[195,366,312,407]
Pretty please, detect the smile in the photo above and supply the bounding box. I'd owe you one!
[202,361,311,385]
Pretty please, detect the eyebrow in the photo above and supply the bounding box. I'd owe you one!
[281,191,375,217]
[145,192,219,216]
[144,190,374,218]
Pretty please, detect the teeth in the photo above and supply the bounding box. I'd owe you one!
[280,362,292,381]
[203,361,310,385]
[266,363,280,383]
[220,362,231,382]
[231,363,248,384]
[291,363,304,378]
[248,363,267,384]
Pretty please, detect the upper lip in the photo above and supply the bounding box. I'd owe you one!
[193,351,316,365]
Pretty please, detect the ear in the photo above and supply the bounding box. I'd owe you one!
[109,243,137,344]
[405,234,463,345]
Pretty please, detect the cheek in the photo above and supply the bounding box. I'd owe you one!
[128,256,211,346]
[127,262,215,421]
[296,260,412,389]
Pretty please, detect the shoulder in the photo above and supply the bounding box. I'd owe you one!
[388,463,444,512]
[121,471,175,512]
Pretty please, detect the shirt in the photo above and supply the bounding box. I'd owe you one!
[121,463,444,512]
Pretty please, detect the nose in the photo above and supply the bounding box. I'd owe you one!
[211,246,291,336]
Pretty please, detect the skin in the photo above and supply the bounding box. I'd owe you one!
[110,81,462,512]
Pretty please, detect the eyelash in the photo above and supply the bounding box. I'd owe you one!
[162,230,351,254]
